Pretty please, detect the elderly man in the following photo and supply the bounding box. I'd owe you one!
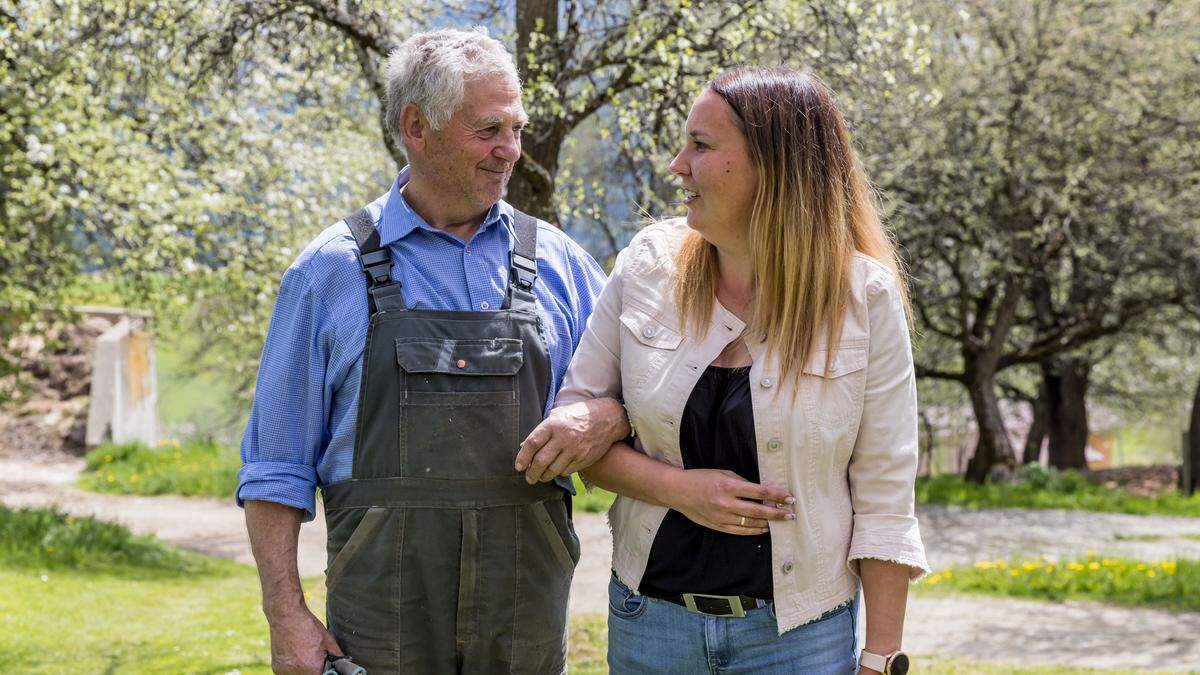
[237,28,628,674]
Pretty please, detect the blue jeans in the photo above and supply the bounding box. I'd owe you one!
[607,575,858,674]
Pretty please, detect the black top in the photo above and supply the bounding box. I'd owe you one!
[639,365,774,600]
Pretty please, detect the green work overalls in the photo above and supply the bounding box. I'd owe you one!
[321,208,579,674]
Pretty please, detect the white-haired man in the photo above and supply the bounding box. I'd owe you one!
[238,28,628,674]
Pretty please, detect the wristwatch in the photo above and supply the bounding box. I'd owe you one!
[859,649,909,675]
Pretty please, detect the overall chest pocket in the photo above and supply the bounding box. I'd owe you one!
[394,337,522,478]
[618,303,682,394]
[799,343,869,428]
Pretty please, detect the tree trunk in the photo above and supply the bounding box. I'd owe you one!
[1045,357,1091,471]
[964,371,1017,483]
[510,0,562,223]
[1186,372,1200,494]
[508,138,559,223]
[1022,382,1049,465]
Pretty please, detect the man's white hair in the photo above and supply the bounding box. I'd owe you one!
[385,27,521,149]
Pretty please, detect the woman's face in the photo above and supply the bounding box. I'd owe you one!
[669,89,758,249]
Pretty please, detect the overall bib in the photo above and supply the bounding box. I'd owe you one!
[321,209,579,674]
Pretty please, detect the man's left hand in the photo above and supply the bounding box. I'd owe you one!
[515,398,629,483]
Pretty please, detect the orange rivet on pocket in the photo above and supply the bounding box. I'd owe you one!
[456,359,467,368]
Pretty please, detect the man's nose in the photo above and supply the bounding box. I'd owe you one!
[494,129,521,163]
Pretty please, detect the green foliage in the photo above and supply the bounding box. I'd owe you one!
[0,504,221,576]
[916,466,1200,517]
[80,440,241,498]
[572,474,617,514]
[923,555,1196,613]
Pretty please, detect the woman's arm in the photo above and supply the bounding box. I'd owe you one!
[846,273,931,667]
[582,442,795,535]
[857,558,909,673]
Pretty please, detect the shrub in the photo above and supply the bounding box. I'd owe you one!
[0,505,220,575]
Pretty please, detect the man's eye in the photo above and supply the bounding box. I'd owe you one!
[480,127,499,137]
[693,141,707,151]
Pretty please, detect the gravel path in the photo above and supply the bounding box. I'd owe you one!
[5,456,1200,670]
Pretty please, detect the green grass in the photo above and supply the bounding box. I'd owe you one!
[916,465,1200,517]
[573,474,617,513]
[0,561,1164,675]
[921,555,1197,612]
[0,504,223,576]
[80,440,242,498]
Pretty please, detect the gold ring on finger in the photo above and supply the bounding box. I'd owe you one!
[739,515,747,527]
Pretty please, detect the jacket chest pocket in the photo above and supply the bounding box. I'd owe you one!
[618,303,682,395]
[799,343,868,429]
[394,337,522,478]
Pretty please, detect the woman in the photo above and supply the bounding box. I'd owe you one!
[552,66,929,674]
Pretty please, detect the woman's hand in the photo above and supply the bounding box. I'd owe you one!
[668,469,795,535]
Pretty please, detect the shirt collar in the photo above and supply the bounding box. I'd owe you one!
[379,165,515,246]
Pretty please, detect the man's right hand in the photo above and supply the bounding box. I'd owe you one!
[267,606,343,674]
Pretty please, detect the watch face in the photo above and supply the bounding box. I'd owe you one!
[888,653,910,675]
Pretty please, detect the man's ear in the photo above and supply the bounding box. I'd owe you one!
[399,103,427,151]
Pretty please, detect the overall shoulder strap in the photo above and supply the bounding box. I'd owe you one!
[504,209,539,310]
[344,208,405,315]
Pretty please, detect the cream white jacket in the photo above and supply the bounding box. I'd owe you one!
[555,219,930,633]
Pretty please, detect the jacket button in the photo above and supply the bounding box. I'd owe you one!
[456,359,466,369]
[782,561,794,574]
[760,377,773,388]
[642,326,656,338]
[768,439,781,451]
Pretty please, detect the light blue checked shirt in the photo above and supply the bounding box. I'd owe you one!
[236,167,607,521]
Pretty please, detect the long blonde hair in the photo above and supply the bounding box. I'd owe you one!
[674,66,909,388]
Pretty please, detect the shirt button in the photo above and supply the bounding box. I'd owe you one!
[768,439,781,451]
[642,326,655,338]
[760,377,774,388]
[456,359,467,369]
[481,301,490,310]
[782,561,794,574]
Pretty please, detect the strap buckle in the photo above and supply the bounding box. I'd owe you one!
[509,251,537,292]
[682,592,747,618]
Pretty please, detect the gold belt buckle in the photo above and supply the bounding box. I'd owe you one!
[682,592,746,618]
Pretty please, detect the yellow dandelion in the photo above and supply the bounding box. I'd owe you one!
[1067,563,1085,572]
[1136,563,1147,571]
[974,561,994,570]
[1022,562,1039,571]
[1147,570,1157,578]
[996,561,1008,569]
[103,454,113,462]
[1088,562,1100,570]
[106,474,115,483]
[1009,570,1019,577]
[1086,551,1097,558]
[66,516,75,525]
[130,474,140,483]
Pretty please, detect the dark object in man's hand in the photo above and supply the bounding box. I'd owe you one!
[323,652,365,675]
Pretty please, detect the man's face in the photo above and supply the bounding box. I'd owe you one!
[420,74,527,215]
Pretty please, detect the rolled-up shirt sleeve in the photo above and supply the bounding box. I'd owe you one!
[236,264,332,522]
[846,273,931,580]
